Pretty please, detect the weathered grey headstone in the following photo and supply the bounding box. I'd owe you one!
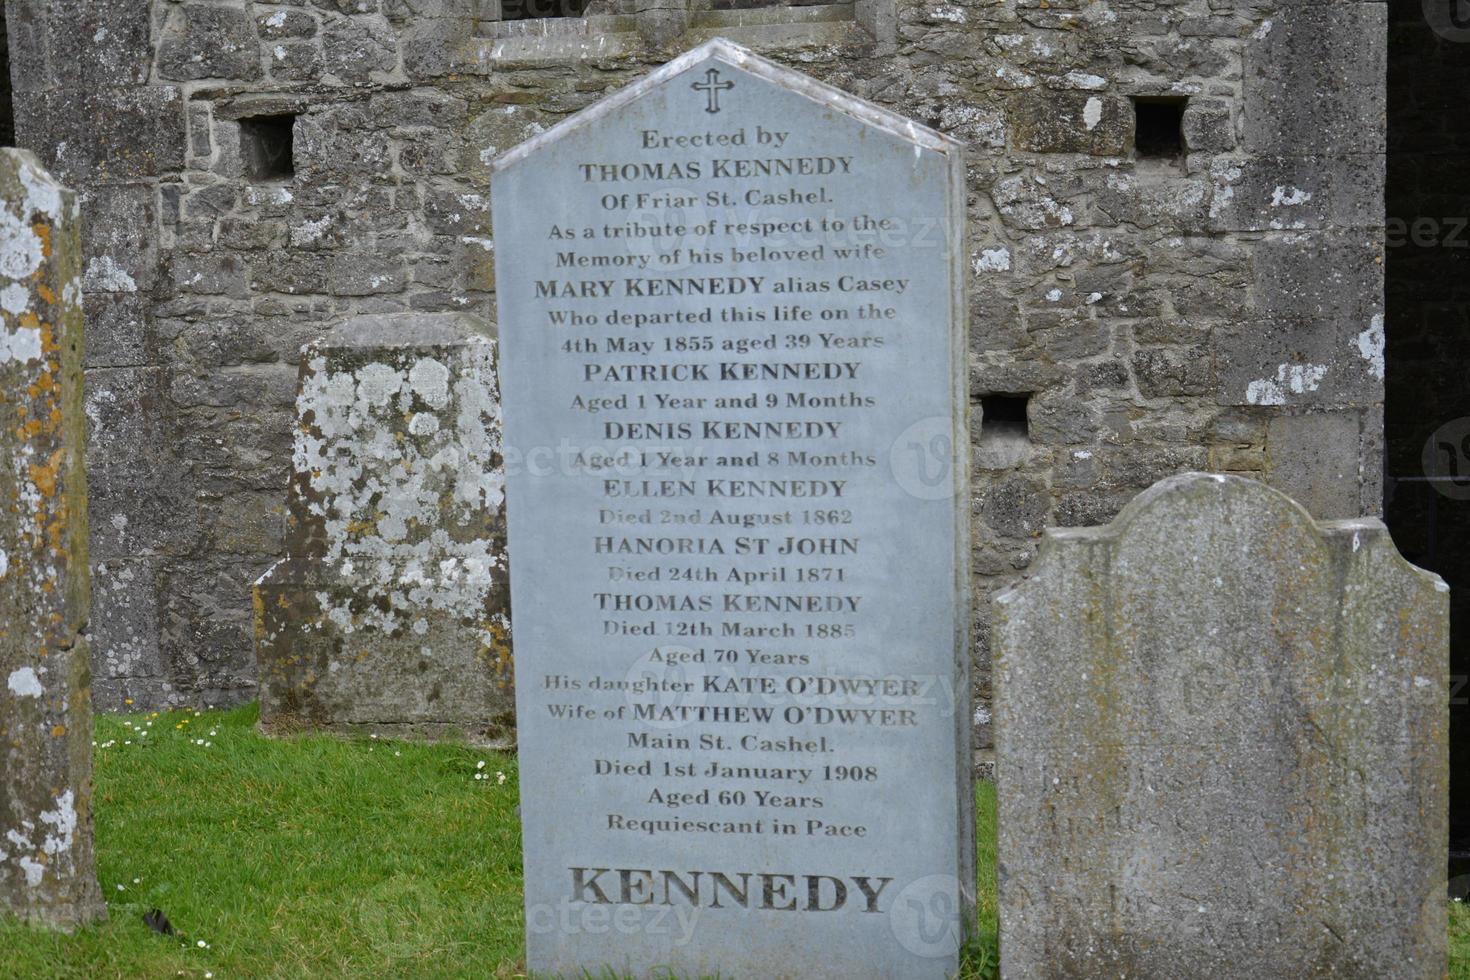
[492,38,971,978]
[253,312,513,742]
[0,150,104,928]
[995,473,1449,978]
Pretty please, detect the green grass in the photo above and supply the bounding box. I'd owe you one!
[0,704,1461,978]
[1455,899,1470,980]
[4,704,524,978]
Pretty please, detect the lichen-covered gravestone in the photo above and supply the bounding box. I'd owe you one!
[253,313,513,742]
[0,150,104,928]
[995,473,1449,978]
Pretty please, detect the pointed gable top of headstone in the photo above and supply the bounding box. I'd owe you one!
[491,37,962,175]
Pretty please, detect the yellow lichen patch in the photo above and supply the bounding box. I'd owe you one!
[27,450,61,497]
[252,587,267,640]
[479,618,514,687]
[32,221,51,259]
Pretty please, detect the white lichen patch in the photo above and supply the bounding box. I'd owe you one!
[1246,363,1328,405]
[1083,97,1104,131]
[82,255,138,293]
[0,205,44,280]
[1,282,29,317]
[1354,313,1385,380]
[7,666,43,698]
[0,321,42,364]
[18,856,44,887]
[290,340,506,629]
[39,791,76,856]
[1063,72,1107,90]
[973,247,1011,274]
[16,157,63,221]
[292,215,333,246]
[1270,185,1312,207]
[409,358,451,409]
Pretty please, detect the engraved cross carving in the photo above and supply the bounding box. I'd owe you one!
[691,68,735,114]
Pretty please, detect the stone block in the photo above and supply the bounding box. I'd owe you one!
[1244,4,1387,156]
[0,150,104,929]
[158,4,263,82]
[1208,155,1385,234]
[1180,98,1233,154]
[996,473,1448,977]
[78,183,158,295]
[1215,317,1384,410]
[90,557,165,708]
[1252,231,1383,326]
[29,86,187,185]
[1007,91,1130,156]
[321,15,398,85]
[253,313,513,741]
[257,8,320,39]
[1265,409,1367,520]
[266,40,325,82]
[83,292,151,369]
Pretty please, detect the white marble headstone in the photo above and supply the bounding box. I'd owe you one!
[493,38,971,978]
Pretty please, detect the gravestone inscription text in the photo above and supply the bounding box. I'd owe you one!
[493,39,970,978]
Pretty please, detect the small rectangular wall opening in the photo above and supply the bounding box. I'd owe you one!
[499,0,590,20]
[240,114,296,182]
[1132,97,1186,167]
[980,393,1030,442]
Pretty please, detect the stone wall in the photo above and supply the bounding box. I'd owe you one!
[5,0,1387,741]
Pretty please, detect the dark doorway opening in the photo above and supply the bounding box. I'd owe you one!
[1385,0,1470,879]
